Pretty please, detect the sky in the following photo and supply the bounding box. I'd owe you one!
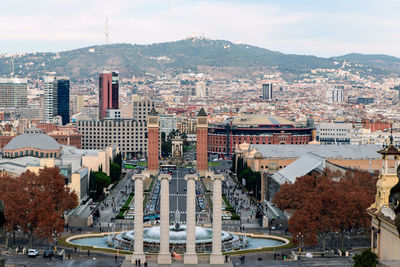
[1,0,400,57]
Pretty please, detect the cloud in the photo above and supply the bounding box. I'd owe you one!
[0,0,399,57]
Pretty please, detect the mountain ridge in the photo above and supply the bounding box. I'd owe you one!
[0,38,399,80]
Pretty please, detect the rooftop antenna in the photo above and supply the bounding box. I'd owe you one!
[105,17,109,44]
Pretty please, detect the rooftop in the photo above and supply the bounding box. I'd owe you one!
[4,133,61,151]
[232,114,294,126]
[250,144,382,160]
[271,152,326,184]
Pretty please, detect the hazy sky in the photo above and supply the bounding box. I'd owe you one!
[1,0,399,57]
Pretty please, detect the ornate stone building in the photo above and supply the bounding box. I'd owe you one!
[368,142,400,264]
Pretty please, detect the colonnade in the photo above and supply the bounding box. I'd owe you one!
[131,173,225,265]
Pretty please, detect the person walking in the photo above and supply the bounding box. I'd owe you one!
[87,250,90,257]
[115,255,117,263]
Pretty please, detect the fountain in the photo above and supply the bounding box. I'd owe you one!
[68,223,287,253]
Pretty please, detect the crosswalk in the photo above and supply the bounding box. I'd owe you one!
[169,211,203,215]
[170,193,187,197]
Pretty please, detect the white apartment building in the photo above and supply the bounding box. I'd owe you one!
[77,119,147,158]
[326,87,344,103]
[159,114,178,134]
[351,129,400,146]
[132,96,154,122]
[195,81,207,97]
[316,122,352,145]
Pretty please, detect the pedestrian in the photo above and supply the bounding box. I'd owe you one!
[242,255,245,263]
[68,253,71,259]
[135,259,138,266]
[74,246,77,252]
[49,254,52,261]
[87,250,90,257]
[115,255,117,263]
[61,254,63,261]
[144,262,147,267]
[138,258,141,266]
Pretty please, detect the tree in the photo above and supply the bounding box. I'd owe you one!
[113,152,122,167]
[110,162,122,183]
[353,249,378,267]
[273,169,377,250]
[0,168,78,248]
[93,171,111,198]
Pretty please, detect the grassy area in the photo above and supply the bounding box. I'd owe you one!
[208,161,221,167]
[136,161,147,166]
[222,195,240,220]
[116,193,134,219]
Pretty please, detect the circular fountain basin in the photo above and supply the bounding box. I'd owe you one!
[67,225,289,253]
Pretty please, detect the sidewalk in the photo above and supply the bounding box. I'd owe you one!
[223,175,261,229]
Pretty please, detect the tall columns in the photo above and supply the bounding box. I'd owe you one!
[210,174,225,264]
[132,174,145,263]
[158,174,172,264]
[184,174,199,264]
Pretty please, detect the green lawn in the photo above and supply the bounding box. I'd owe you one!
[208,161,221,166]
[136,161,147,166]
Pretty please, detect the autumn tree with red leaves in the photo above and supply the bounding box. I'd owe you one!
[0,167,78,247]
[273,169,377,250]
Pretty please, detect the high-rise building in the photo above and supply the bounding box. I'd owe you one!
[99,71,119,119]
[56,78,70,125]
[43,76,70,125]
[0,78,27,109]
[195,81,207,97]
[262,83,273,100]
[326,87,343,103]
[74,94,85,113]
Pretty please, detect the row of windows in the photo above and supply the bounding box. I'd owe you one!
[78,121,146,127]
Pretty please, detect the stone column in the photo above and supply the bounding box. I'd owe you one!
[184,174,199,264]
[210,174,225,264]
[132,174,145,263]
[157,174,172,264]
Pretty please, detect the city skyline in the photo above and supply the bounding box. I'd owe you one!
[1,0,400,57]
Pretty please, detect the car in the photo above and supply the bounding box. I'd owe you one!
[28,249,39,257]
[43,249,54,258]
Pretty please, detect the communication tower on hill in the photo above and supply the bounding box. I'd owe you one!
[105,17,110,44]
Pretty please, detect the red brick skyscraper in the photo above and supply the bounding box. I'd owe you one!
[147,108,159,176]
[99,71,119,119]
[196,108,208,177]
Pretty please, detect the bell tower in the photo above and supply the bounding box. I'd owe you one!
[196,108,208,177]
[148,108,159,176]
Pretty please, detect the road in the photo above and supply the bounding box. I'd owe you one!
[155,166,203,224]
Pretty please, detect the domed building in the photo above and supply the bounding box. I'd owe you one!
[3,128,61,159]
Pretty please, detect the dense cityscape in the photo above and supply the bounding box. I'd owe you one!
[1,1,400,267]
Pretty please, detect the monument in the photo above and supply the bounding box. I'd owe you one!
[169,134,185,165]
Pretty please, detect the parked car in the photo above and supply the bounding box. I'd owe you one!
[28,249,39,257]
